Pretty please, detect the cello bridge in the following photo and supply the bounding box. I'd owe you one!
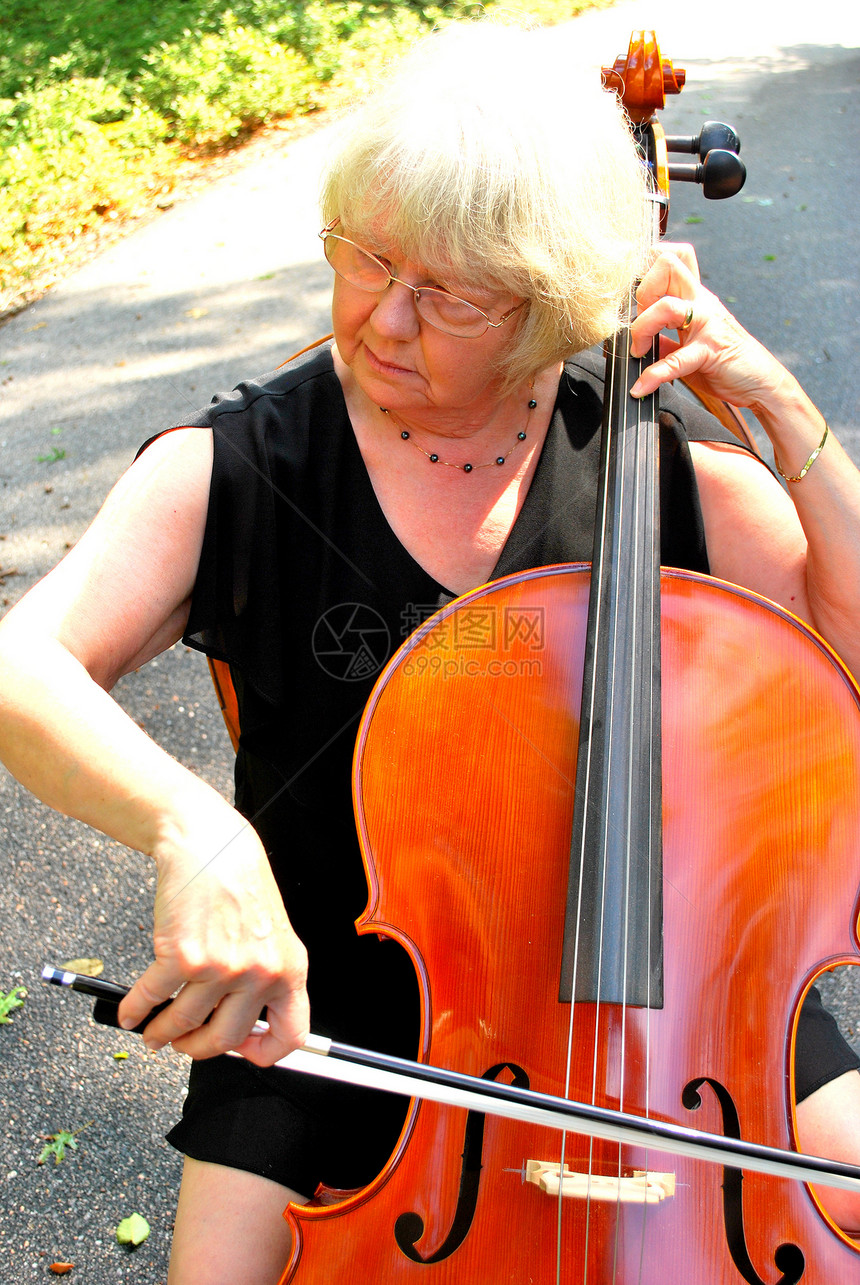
[524,1160,675,1204]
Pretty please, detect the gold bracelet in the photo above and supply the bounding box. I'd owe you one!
[773,422,829,483]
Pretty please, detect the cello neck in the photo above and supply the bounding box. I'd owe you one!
[559,323,664,1007]
[558,33,682,1008]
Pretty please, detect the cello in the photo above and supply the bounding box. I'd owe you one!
[273,30,860,1284]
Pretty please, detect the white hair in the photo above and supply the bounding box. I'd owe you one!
[320,22,650,388]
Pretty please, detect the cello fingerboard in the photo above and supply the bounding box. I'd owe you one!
[559,331,664,1007]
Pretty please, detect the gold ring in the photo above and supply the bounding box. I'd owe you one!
[679,305,694,331]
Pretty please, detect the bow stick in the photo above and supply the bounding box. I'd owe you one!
[42,966,860,1195]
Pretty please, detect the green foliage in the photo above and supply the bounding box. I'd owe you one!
[137,12,318,145]
[0,0,596,310]
[0,1,456,99]
[0,985,27,1023]
[0,70,173,296]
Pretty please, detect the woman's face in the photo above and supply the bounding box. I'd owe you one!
[331,234,524,424]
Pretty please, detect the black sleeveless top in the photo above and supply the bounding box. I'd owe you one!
[163,341,730,1050]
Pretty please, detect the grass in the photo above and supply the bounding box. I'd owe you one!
[0,0,606,318]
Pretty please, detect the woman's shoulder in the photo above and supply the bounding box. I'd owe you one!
[135,340,342,473]
[168,339,338,432]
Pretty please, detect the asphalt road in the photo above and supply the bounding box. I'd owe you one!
[0,2,858,1280]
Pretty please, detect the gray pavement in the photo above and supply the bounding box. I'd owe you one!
[0,1,858,1279]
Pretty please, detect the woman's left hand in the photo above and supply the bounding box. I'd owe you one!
[628,243,787,412]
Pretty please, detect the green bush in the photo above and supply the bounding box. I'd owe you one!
[138,13,317,144]
[2,73,131,145]
[0,0,593,310]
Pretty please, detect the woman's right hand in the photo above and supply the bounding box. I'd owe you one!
[119,790,309,1065]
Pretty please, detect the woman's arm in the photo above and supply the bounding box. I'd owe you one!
[0,428,309,1063]
[630,244,860,676]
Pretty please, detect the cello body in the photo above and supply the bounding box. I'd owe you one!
[281,566,860,1283]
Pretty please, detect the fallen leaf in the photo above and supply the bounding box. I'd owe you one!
[49,1264,73,1275]
[38,1131,78,1166]
[116,1213,151,1246]
[113,1051,129,1060]
[0,985,27,1024]
[37,1122,92,1166]
[61,958,103,977]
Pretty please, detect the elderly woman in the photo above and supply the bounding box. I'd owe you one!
[1,22,860,1282]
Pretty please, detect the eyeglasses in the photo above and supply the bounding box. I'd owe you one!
[319,219,525,339]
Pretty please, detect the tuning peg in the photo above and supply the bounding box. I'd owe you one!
[668,148,746,199]
[664,120,741,159]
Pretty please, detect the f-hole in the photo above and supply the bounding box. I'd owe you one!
[683,1076,805,1284]
[394,1062,530,1264]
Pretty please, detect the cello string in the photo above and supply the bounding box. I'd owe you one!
[600,310,653,1281]
[615,307,641,1284]
[588,314,637,1284]
[633,332,657,1284]
[589,317,625,1283]
[633,156,671,1263]
[604,56,635,1284]
[635,182,669,1280]
[556,321,617,1285]
[557,306,625,1283]
[598,304,650,1283]
[606,62,640,1274]
[612,209,660,1284]
[620,314,636,1285]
